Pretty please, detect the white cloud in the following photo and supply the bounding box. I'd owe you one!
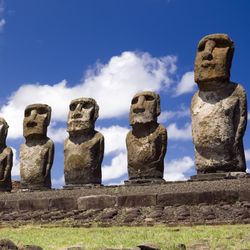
[11,147,20,178]
[245,149,250,162]
[0,51,177,139]
[52,175,65,188]
[98,125,129,155]
[107,180,124,186]
[48,122,67,143]
[159,107,190,123]
[167,122,192,140]
[102,152,127,181]
[174,71,196,96]
[0,0,5,32]
[164,156,194,181]
[0,18,5,31]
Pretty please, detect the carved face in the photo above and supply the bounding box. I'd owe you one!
[0,118,8,143]
[23,104,51,138]
[129,91,160,125]
[67,98,99,133]
[194,34,234,86]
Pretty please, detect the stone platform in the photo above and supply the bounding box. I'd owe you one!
[0,178,249,226]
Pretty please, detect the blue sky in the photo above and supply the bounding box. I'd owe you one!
[0,0,250,187]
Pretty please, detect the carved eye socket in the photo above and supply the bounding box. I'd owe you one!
[145,95,154,101]
[70,103,76,111]
[25,109,31,117]
[82,102,93,109]
[37,107,48,115]
[198,43,205,52]
[131,97,138,104]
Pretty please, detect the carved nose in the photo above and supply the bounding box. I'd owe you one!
[30,110,37,120]
[202,51,213,60]
[72,113,82,119]
[133,108,145,114]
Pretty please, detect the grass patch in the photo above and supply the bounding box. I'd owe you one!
[0,224,249,249]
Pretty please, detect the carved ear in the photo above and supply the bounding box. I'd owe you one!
[93,103,99,122]
[0,118,9,137]
[45,106,52,126]
[156,93,161,117]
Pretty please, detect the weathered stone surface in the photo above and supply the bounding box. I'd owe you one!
[191,34,247,173]
[77,195,116,210]
[134,244,160,250]
[49,197,77,210]
[4,200,18,211]
[20,104,54,190]
[117,194,156,207]
[239,190,250,202]
[175,244,186,250]
[64,98,104,186]
[18,199,50,211]
[157,190,239,206]
[60,246,85,250]
[0,118,13,192]
[0,238,18,249]
[20,246,43,250]
[126,91,167,183]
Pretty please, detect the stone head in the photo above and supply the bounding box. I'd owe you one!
[0,117,9,143]
[194,34,234,87]
[23,104,51,139]
[129,91,160,125]
[67,97,99,133]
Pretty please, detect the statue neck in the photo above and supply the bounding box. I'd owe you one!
[25,134,48,145]
[132,121,158,138]
[0,142,6,153]
[69,129,95,143]
[197,80,229,92]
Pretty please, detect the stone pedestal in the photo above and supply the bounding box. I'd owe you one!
[124,178,166,185]
[191,172,250,181]
[63,183,103,190]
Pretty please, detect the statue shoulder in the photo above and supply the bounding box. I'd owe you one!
[229,82,247,101]
[4,147,13,156]
[46,138,54,148]
[126,130,133,141]
[191,91,199,104]
[94,131,104,142]
[235,83,246,96]
[157,124,167,135]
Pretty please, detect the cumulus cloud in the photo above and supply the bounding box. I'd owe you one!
[48,122,67,143]
[0,0,5,32]
[11,147,20,178]
[174,71,196,96]
[159,106,190,123]
[98,125,129,155]
[164,156,194,181]
[102,152,127,181]
[0,18,5,31]
[0,51,177,139]
[245,149,250,162]
[52,175,65,188]
[167,122,192,140]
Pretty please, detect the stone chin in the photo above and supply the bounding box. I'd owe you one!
[194,63,230,86]
[130,112,156,125]
[67,120,94,133]
[23,126,46,138]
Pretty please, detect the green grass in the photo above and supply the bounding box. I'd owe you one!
[0,224,249,250]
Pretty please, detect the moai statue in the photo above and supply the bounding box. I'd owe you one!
[20,104,54,190]
[191,34,247,176]
[0,118,13,191]
[126,91,167,184]
[64,98,104,186]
